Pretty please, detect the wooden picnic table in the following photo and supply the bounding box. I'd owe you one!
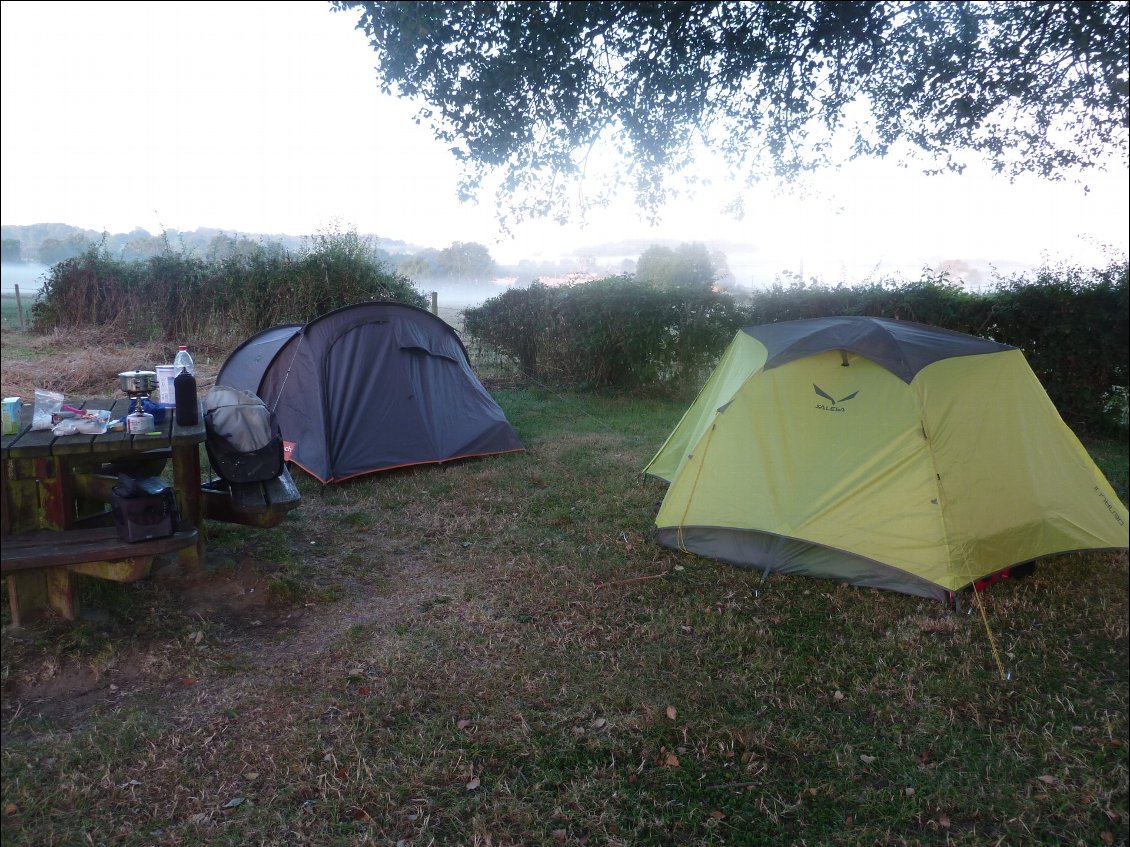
[1,396,205,625]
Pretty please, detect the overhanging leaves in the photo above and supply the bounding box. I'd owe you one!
[332,1,1129,225]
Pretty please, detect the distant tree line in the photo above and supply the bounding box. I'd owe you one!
[2,222,743,290]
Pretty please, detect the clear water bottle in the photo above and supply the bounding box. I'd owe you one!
[173,345,195,376]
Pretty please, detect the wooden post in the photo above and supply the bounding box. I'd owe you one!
[431,291,438,315]
[15,283,25,331]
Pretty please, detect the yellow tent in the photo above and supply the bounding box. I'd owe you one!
[645,317,1128,602]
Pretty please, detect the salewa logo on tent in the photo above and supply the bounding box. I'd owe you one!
[814,384,859,412]
[1095,486,1127,526]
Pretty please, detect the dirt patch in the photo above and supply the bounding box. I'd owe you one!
[164,560,281,623]
[0,552,454,738]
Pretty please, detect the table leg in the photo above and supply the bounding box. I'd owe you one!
[37,456,75,530]
[5,572,46,627]
[3,457,51,534]
[171,443,203,570]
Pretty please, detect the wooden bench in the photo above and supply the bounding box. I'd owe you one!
[200,466,302,528]
[2,525,199,627]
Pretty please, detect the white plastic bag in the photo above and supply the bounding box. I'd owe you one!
[32,388,64,431]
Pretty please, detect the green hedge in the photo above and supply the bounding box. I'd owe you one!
[463,278,747,392]
[464,261,1128,434]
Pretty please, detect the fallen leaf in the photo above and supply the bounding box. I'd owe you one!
[466,776,480,790]
[180,677,197,687]
[665,753,680,768]
[666,705,677,720]
[1100,832,1113,845]
[552,830,566,841]
[591,717,607,730]
[357,686,370,696]
[904,787,915,797]
[1037,774,1057,785]
[351,807,370,821]
[833,690,844,701]
[860,755,877,765]
[939,814,951,829]
[222,796,244,809]
[4,803,17,816]
[457,719,472,730]
[1105,810,1122,824]
[710,810,725,820]
[245,772,259,780]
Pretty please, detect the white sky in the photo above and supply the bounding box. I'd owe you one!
[2,0,1128,285]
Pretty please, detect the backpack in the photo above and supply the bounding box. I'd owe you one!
[203,386,283,484]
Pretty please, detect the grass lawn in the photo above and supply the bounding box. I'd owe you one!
[1,351,1127,845]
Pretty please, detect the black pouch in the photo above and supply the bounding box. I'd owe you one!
[111,473,179,542]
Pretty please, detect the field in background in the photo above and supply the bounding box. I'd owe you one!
[0,327,1127,847]
[1,292,33,332]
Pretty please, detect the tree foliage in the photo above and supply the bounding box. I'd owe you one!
[332,1,1128,225]
[635,242,718,291]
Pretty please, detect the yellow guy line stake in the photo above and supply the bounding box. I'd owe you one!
[971,581,1009,681]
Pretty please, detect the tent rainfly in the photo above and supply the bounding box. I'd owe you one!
[217,302,524,483]
[644,316,1129,603]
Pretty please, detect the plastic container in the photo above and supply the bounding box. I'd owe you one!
[173,345,195,376]
[155,364,177,406]
[2,397,20,436]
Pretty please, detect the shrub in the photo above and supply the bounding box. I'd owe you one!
[983,259,1128,435]
[31,228,426,344]
[463,277,745,391]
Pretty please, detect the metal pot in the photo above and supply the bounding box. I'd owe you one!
[118,370,157,394]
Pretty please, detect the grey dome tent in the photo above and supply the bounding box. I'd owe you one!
[216,302,524,483]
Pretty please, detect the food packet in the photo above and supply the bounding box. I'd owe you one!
[32,388,64,431]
